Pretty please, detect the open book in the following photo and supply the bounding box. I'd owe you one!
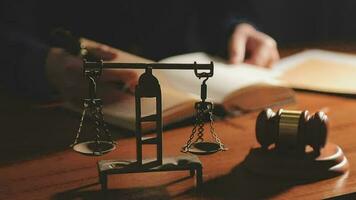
[273,49,356,94]
[100,53,293,131]
[78,49,356,131]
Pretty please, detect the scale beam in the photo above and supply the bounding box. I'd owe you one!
[83,60,214,78]
[84,60,213,70]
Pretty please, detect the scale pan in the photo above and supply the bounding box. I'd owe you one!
[73,141,116,156]
[188,142,221,155]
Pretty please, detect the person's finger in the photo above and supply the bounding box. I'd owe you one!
[97,70,139,103]
[267,49,280,67]
[263,43,280,68]
[98,83,133,104]
[88,45,117,61]
[245,34,279,68]
[229,32,248,64]
[100,69,138,86]
[245,46,271,67]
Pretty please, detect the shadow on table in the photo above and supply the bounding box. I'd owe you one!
[174,164,293,199]
[51,148,342,200]
[177,148,342,200]
[53,186,170,200]
[0,91,201,165]
[0,91,137,165]
[52,176,193,200]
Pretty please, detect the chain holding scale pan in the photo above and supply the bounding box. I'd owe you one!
[70,60,116,156]
[181,76,227,155]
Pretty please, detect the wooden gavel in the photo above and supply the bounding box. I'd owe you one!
[255,108,328,154]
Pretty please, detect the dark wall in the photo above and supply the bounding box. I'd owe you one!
[249,0,356,45]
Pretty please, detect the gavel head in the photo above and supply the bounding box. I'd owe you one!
[255,108,328,154]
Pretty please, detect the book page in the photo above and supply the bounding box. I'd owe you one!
[65,43,198,131]
[81,85,196,131]
[159,53,279,103]
[273,49,356,94]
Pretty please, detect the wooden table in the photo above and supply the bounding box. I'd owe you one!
[2,49,356,200]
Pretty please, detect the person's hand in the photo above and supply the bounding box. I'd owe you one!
[45,44,138,104]
[228,23,280,68]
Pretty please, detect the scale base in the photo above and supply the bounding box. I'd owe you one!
[97,154,203,190]
[244,143,349,180]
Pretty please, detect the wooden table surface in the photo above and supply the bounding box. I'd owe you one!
[2,48,356,200]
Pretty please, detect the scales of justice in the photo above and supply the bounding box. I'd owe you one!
[70,60,227,189]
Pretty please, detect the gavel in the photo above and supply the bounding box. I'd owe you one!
[255,108,328,155]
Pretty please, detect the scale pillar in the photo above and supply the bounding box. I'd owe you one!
[135,67,163,166]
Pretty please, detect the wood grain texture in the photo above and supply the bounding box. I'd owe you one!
[2,91,356,200]
[2,47,356,199]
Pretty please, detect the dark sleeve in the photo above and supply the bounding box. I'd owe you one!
[196,0,257,58]
[0,1,57,102]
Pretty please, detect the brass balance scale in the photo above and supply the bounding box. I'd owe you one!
[70,60,227,189]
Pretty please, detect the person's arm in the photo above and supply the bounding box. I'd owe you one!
[0,28,138,103]
[197,0,279,67]
[0,29,56,101]
[0,0,140,103]
[46,39,139,104]
[0,0,57,101]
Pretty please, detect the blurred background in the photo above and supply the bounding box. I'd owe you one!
[250,0,356,46]
[3,0,356,60]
